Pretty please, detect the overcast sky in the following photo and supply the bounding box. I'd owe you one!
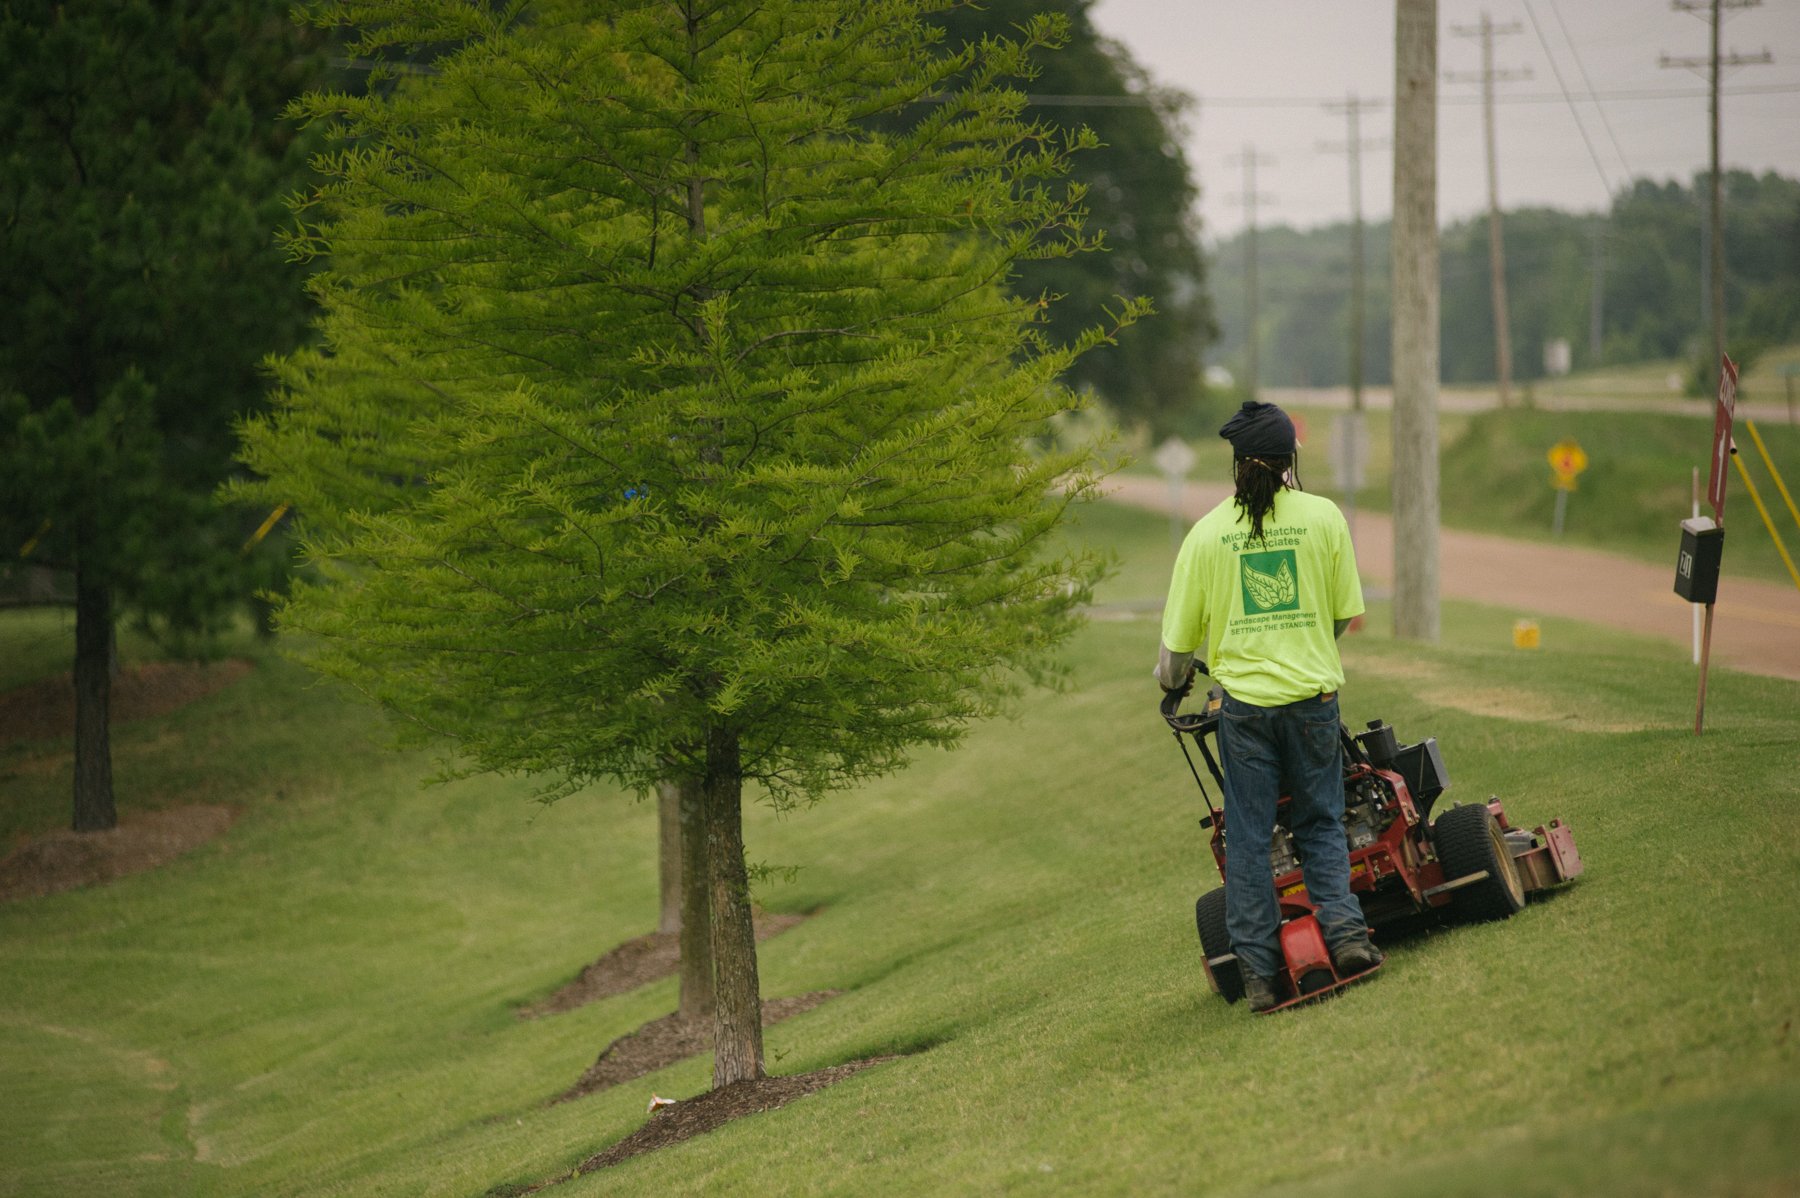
[1085,0,1800,240]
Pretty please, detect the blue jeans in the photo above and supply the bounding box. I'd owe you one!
[1218,690,1365,979]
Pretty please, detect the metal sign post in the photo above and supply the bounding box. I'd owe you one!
[1691,467,1701,665]
[1332,411,1368,547]
[1154,437,1198,551]
[1546,439,1588,538]
[1693,354,1739,735]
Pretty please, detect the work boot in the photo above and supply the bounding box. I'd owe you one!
[1242,970,1282,1012]
[1331,935,1384,976]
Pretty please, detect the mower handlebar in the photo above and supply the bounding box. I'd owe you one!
[1159,662,1217,733]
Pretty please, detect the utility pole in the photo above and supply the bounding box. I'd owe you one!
[1227,146,1276,399]
[1448,11,1529,409]
[1319,95,1386,413]
[1662,0,1772,393]
[1392,0,1439,642]
[1588,223,1606,364]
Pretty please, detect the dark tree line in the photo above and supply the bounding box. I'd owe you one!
[929,1,1217,433]
[1207,169,1800,390]
[0,0,1209,841]
[0,3,328,829]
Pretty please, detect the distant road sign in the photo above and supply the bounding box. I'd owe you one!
[1154,437,1197,478]
[1547,439,1589,491]
[1707,355,1739,522]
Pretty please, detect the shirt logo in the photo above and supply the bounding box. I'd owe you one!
[1240,549,1300,614]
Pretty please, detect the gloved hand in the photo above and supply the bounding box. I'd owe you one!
[1154,645,1198,692]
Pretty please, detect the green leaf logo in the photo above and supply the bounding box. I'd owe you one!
[1239,550,1300,614]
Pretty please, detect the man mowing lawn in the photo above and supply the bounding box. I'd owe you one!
[1154,401,1380,1012]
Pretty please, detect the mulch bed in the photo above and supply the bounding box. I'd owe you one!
[505,1055,900,1192]
[0,804,236,902]
[518,910,809,1019]
[0,659,253,747]
[0,659,253,902]
[554,989,840,1104]
[576,1056,899,1171]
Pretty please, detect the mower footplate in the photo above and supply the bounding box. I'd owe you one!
[1255,960,1383,1015]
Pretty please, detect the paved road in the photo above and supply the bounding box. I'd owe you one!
[1106,476,1800,683]
[1258,384,1798,424]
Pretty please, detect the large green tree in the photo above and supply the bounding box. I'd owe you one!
[239,0,1138,1088]
[0,3,324,830]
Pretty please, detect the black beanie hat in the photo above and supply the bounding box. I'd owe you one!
[1218,401,1296,456]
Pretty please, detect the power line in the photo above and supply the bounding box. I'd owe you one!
[1225,145,1276,399]
[1520,0,1618,195]
[1448,12,1530,408]
[1319,95,1386,413]
[328,57,1800,106]
[1661,0,1775,387]
[1174,84,1800,109]
[1541,0,1635,180]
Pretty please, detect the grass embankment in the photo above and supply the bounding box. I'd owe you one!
[1527,346,1800,407]
[1429,408,1800,586]
[0,609,186,695]
[1127,397,1800,586]
[2,503,1797,1196]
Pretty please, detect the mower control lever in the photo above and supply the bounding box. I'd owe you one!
[1160,663,1221,734]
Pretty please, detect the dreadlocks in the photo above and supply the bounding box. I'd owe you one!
[1232,454,1297,544]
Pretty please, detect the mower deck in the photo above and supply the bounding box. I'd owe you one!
[1256,960,1384,1014]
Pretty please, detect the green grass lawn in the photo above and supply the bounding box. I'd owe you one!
[2,503,1797,1196]
[0,607,213,694]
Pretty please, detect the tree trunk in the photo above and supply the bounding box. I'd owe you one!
[72,562,117,832]
[702,724,763,1087]
[656,780,682,935]
[675,775,714,1023]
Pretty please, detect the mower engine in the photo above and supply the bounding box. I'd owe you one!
[1340,775,1394,851]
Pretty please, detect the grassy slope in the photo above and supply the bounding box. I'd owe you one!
[1528,346,1800,404]
[1207,403,1800,586]
[1430,408,1800,587]
[0,609,185,694]
[1125,348,1800,585]
[1,502,1796,1197]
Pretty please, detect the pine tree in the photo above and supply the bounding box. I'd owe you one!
[0,3,324,831]
[239,0,1140,1088]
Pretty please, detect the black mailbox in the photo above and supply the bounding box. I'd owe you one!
[1674,516,1725,604]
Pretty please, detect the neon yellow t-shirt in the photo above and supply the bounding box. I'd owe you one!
[1161,488,1365,706]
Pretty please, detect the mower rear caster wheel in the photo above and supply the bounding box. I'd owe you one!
[1297,969,1336,996]
[1194,887,1244,1003]
[1432,803,1526,923]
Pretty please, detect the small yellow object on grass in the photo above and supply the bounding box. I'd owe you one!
[1512,619,1541,649]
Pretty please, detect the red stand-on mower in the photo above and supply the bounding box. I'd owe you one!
[1162,673,1583,1013]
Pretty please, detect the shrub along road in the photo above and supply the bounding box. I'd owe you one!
[1107,476,1800,682]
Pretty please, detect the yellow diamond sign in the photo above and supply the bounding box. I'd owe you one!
[1547,439,1588,491]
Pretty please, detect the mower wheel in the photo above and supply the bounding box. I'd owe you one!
[1194,887,1245,1003]
[1432,802,1526,923]
[1297,969,1337,996]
